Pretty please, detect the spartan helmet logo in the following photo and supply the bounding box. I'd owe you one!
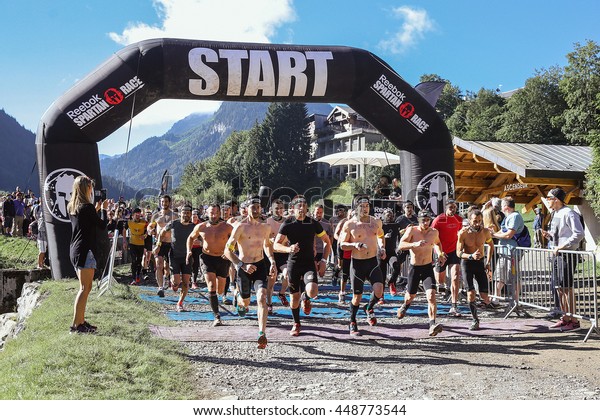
[43,168,86,222]
[415,171,454,216]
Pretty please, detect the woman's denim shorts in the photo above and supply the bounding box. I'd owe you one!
[79,250,97,270]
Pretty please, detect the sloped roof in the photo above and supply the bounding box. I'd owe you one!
[453,137,591,179]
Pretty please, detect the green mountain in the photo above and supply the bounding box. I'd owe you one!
[0,109,39,194]
[100,102,332,191]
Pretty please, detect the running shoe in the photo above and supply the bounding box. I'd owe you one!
[212,315,222,327]
[157,288,165,298]
[257,331,268,349]
[349,322,361,336]
[176,303,187,312]
[448,306,461,317]
[129,277,140,286]
[338,292,345,304]
[364,307,377,326]
[301,293,312,315]
[397,304,407,319]
[236,304,247,317]
[469,319,480,331]
[82,320,97,332]
[428,323,443,336]
[221,294,232,305]
[267,304,273,315]
[143,274,150,281]
[389,283,397,296]
[290,323,301,336]
[278,293,289,307]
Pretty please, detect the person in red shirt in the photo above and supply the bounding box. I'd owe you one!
[431,199,463,315]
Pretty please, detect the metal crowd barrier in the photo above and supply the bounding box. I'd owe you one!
[490,244,599,342]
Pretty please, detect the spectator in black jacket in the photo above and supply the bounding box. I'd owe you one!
[67,175,109,334]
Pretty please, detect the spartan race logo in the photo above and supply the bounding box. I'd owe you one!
[414,171,454,216]
[43,168,86,222]
[65,76,145,129]
[371,74,430,134]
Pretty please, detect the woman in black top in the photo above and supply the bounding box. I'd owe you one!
[67,175,109,334]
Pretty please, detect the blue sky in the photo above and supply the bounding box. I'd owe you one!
[1,0,599,156]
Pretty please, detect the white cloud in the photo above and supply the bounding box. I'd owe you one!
[107,0,296,129]
[109,0,296,45]
[378,6,435,54]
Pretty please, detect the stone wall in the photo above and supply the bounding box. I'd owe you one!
[0,269,50,313]
[0,282,41,350]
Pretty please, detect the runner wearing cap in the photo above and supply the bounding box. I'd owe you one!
[397,209,446,336]
[338,196,386,335]
[158,204,195,312]
[124,208,147,285]
[274,195,332,336]
[224,196,276,349]
[141,208,154,281]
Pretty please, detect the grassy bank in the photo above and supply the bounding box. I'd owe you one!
[0,280,203,399]
[0,235,38,269]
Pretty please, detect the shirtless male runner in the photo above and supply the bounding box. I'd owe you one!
[186,203,233,327]
[397,210,447,336]
[274,195,332,336]
[266,199,290,312]
[339,197,386,335]
[224,196,276,349]
[148,195,175,297]
[456,208,494,331]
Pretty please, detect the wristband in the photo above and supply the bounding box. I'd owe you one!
[468,254,474,260]
[320,258,327,264]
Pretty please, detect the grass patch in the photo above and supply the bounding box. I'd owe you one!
[0,280,205,399]
[0,235,39,269]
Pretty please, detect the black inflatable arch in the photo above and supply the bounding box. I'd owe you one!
[36,38,454,279]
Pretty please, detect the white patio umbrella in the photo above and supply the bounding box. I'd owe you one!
[311,150,401,190]
[310,150,401,167]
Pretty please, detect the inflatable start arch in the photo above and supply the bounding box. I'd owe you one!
[36,38,454,279]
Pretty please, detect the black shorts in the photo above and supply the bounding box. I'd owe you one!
[407,263,437,295]
[200,253,230,278]
[170,256,191,276]
[552,253,577,289]
[144,235,153,251]
[287,259,317,294]
[157,242,171,258]
[350,257,384,295]
[435,250,460,272]
[237,259,268,299]
[461,259,489,294]
[274,252,289,274]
